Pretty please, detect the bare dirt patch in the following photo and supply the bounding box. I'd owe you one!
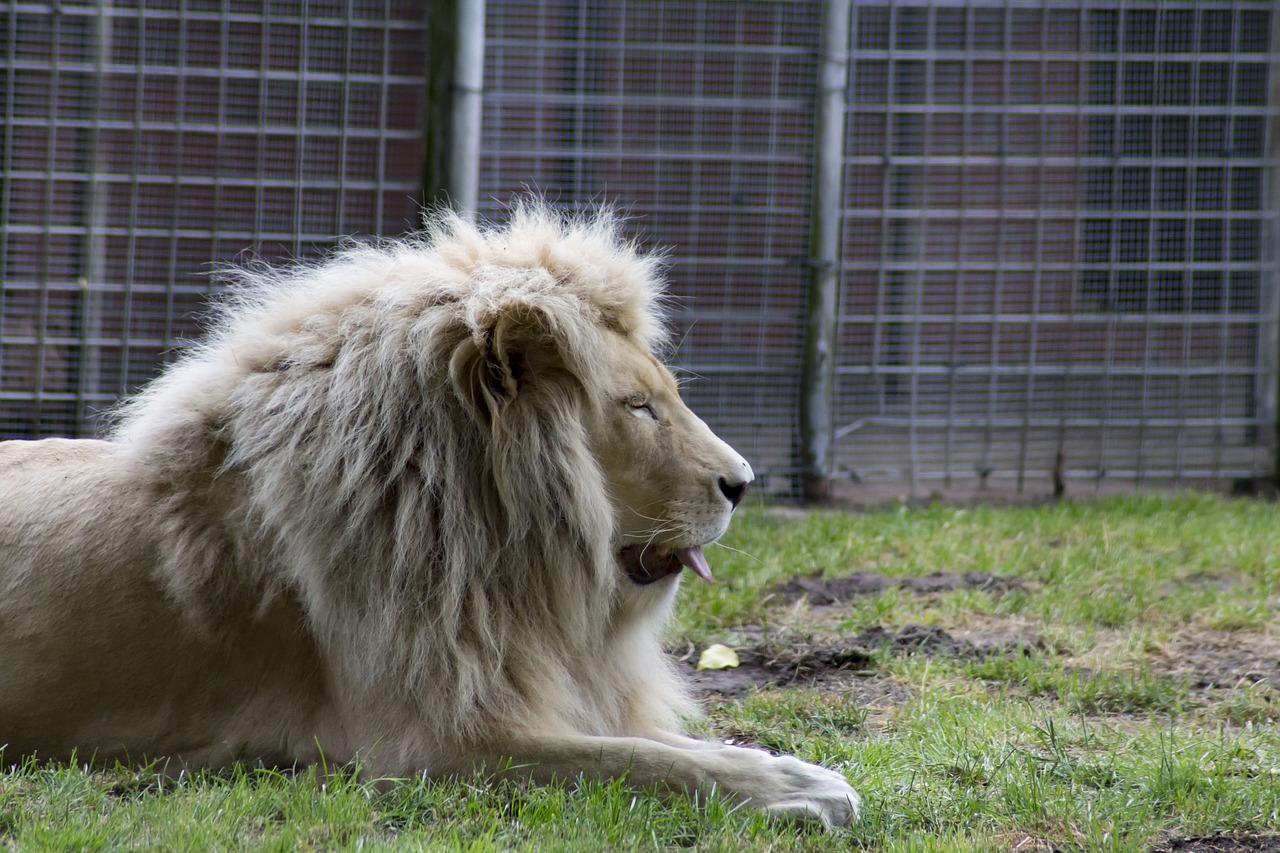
[1153,834,1280,853]
[678,624,1034,699]
[1151,632,1280,694]
[679,568,1041,700]
[767,570,1028,606]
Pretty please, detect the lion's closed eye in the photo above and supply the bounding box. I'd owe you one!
[625,394,658,421]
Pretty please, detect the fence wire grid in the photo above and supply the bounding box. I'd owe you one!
[1,0,1278,500]
[1,0,426,437]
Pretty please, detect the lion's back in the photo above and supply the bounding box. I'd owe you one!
[0,435,113,468]
[0,438,154,541]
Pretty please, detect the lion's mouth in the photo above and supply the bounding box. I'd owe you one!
[618,545,714,585]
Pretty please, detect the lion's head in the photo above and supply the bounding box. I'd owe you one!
[115,203,750,742]
[585,333,753,587]
[437,206,752,596]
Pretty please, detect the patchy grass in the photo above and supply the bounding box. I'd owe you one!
[684,492,1280,638]
[3,493,1279,851]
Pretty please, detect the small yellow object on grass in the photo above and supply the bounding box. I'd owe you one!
[696,643,740,671]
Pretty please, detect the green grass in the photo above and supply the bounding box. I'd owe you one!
[3,493,1279,851]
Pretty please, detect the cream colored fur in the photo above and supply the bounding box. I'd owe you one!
[0,205,858,827]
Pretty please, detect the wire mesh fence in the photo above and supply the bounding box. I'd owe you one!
[1,0,1276,500]
[0,0,426,437]
[480,0,1279,499]
[481,0,822,494]
[831,0,1279,499]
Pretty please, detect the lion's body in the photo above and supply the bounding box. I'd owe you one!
[0,206,858,826]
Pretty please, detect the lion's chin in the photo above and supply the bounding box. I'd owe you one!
[618,544,714,585]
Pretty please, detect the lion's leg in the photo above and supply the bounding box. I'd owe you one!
[473,734,859,828]
[640,730,750,753]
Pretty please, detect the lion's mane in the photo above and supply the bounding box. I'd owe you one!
[111,205,694,750]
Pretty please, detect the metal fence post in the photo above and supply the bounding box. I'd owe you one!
[1268,6,1280,486]
[423,0,486,220]
[799,0,852,502]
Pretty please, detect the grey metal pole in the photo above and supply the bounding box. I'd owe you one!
[449,0,485,220]
[798,0,852,502]
[78,1,112,432]
[1265,7,1280,485]
[423,0,485,221]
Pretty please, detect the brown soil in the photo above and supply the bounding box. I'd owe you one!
[1151,633,1280,694]
[768,570,1028,606]
[1153,835,1280,852]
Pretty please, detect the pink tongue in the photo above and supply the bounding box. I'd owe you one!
[674,546,714,582]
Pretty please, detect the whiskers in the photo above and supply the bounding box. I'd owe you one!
[624,508,694,559]
[624,506,759,567]
[637,522,686,556]
[708,539,762,565]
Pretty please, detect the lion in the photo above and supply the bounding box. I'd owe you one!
[0,204,859,827]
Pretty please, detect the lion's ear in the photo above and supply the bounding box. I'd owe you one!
[451,308,557,423]
[449,337,496,423]
[485,312,531,404]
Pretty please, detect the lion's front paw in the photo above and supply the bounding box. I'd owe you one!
[707,747,860,829]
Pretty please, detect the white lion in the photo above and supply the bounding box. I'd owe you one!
[0,204,859,828]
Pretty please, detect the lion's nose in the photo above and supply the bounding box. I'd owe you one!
[718,476,749,508]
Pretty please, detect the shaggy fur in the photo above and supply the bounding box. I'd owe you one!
[0,205,859,827]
